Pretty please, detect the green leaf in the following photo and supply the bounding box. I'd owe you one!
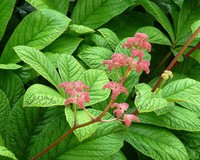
[97,28,120,50]
[138,0,175,42]
[106,150,127,160]
[0,64,22,70]
[136,26,172,45]
[71,0,134,29]
[66,24,95,36]
[103,11,154,40]
[78,45,113,69]
[43,35,83,55]
[0,146,17,160]
[65,108,98,142]
[138,106,200,131]
[25,0,69,14]
[191,20,200,38]
[0,71,25,108]
[23,84,65,107]
[162,78,200,106]
[172,57,200,81]
[6,98,40,160]
[126,124,189,160]
[0,9,71,64]
[178,101,200,117]
[14,46,62,90]
[0,89,10,138]
[81,69,110,106]
[179,131,200,147]
[176,0,200,41]
[135,83,169,113]
[28,112,126,160]
[57,54,85,82]
[0,0,15,40]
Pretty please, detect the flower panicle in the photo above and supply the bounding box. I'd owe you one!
[59,81,90,109]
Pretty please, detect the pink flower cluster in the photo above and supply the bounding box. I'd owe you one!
[111,102,139,127]
[122,33,151,52]
[59,81,90,109]
[103,81,128,99]
[103,33,151,74]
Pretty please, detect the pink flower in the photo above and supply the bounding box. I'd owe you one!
[122,33,151,52]
[134,60,150,74]
[103,81,128,99]
[59,81,90,109]
[123,114,139,127]
[131,49,144,60]
[103,53,128,71]
[59,81,90,96]
[64,92,90,109]
[112,103,129,118]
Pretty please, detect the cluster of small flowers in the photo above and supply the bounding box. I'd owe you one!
[103,33,151,74]
[58,81,90,109]
[161,70,173,80]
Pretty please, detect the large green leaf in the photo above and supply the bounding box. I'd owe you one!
[97,28,120,50]
[71,0,134,29]
[78,45,113,69]
[66,24,95,36]
[14,46,62,90]
[81,69,110,106]
[0,64,22,70]
[43,35,83,55]
[0,89,10,138]
[136,26,172,45]
[138,106,200,131]
[25,0,69,14]
[28,112,126,160]
[138,0,175,42]
[178,101,200,116]
[106,150,127,160]
[57,54,85,82]
[0,71,24,108]
[176,0,200,41]
[6,98,40,160]
[23,84,65,107]
[179,131,200,147]
[65,108,98,142]
[0,0,15,40]
[162,78,200,106]
[0,9,71,64]
[172,57,200,82]
[126,124,189,160]
[135,83,169,113]
[0,146,17,160]
[103,11,154,40]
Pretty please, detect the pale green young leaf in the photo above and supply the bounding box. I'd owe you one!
[0,64,22,70]
[136,26,172,45]
[0,0,15,40]
[162,78,200,106]
[135,83,169,112]
[0,90,10,138]
[25,0,69,14]
[71,0,134,29]
[43,35,83,55]
[176,0,200,41]
[81,69,110,106]
[57,54,85,82]
[138,0,175,42]
[191,20,200,38]
[28,111,126,160]
[138,106,200,131]
[0,146,17,160]
[65,108,98,142]
[14,46,62,90]
[0,71,25,108]
[0,9,71,64]
[78,45,113,69]
[66,24,95,36]
[97,28,120,50]
[23,84,65,107]
[126,124,189,160]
